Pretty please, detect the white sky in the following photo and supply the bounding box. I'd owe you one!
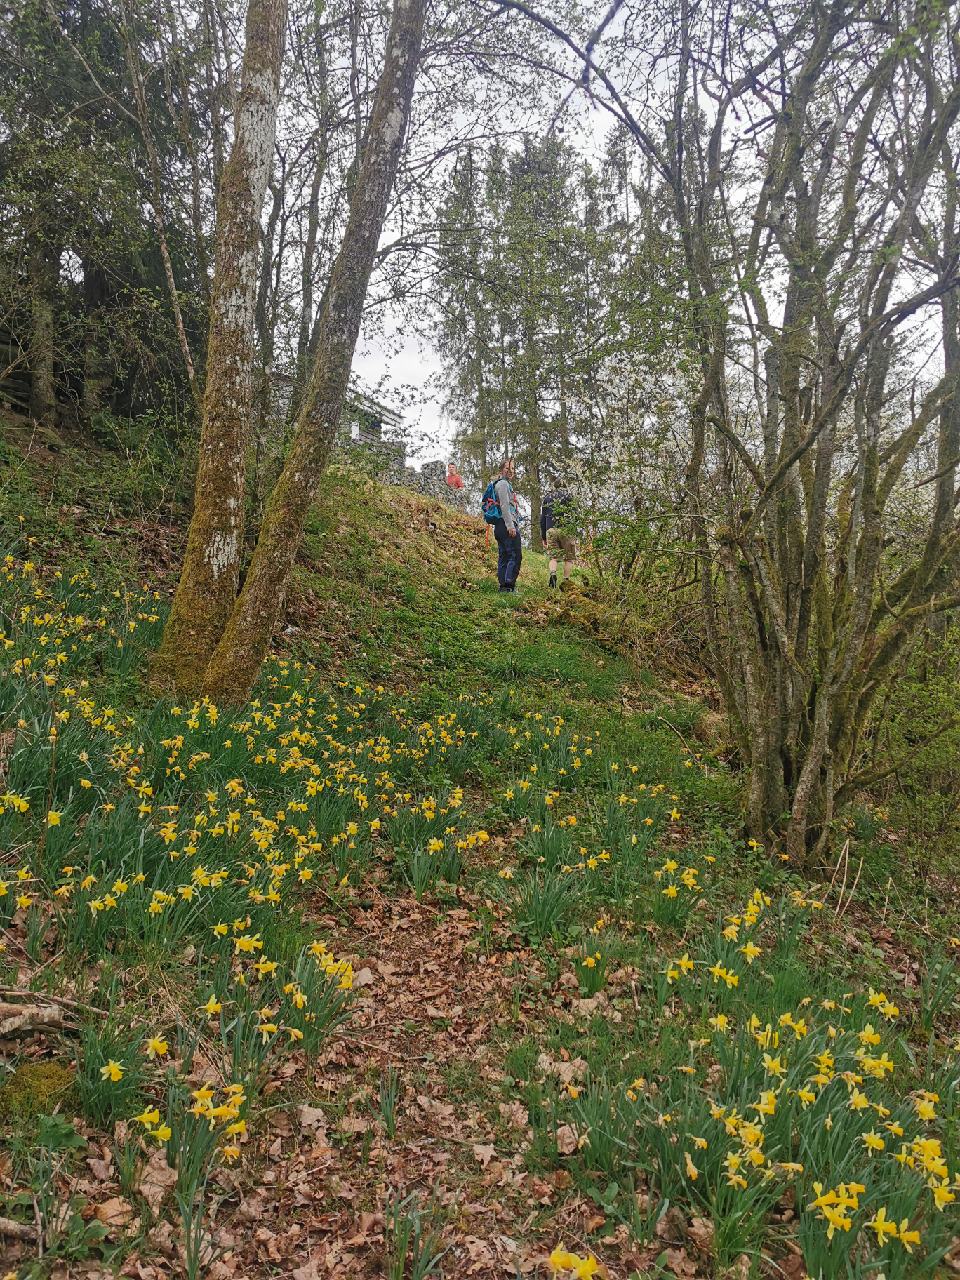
[352,323,450,467]
[351,83,614,470]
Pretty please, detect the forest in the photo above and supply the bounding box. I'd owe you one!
[1,0,960,1277]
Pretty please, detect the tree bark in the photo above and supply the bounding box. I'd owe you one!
[154,0,287,693]
[202,0,426,702]
[82,261,111,425]
[27,235,59,428]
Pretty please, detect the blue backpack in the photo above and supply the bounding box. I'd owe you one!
[480,480,501,524]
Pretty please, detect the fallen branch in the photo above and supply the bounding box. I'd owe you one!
[0,1215,38,1241]
[0,1000,66,1036]
[0,988,107,1016]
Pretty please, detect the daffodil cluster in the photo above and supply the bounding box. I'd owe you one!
[561,888,958,1276]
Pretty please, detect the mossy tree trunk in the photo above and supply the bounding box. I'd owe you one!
[202,0,426,703]
[154,0,287,694]
[28,234,59,428]
[82,261,111,425]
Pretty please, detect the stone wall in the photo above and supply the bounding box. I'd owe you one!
[399,459,473,514]
[338,437,474,516]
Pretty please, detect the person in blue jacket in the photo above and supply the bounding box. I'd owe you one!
[492,458,522,592]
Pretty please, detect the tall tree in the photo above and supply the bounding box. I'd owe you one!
[492,0,960,859]
[154,0,288,693]
[200,0,427,701]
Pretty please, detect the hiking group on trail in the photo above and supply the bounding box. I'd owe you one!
[477,457,576,593]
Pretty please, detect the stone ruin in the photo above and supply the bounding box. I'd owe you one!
[338,393,473,516]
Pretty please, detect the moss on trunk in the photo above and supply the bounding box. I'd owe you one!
[202,0,426,703]
[154,0,287,695]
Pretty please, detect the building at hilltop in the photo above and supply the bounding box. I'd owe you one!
[341,387,471,514]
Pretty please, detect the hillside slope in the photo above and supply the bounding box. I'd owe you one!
[1,430,959,1280]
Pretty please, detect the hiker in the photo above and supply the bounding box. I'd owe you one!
[481,459,522,592]
[540,484,576,589]
[445,461,465,490]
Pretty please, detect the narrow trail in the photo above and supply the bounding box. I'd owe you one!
[201,492,696,1278]
[204,879,547,1276]
[11,466,953,1280]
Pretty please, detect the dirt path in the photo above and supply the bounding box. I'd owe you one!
[208,888,569,1279]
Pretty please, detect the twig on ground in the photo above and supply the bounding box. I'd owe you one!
[0,1000,68,1036]
[0,988,107,1017]
[0,1215,38,1241]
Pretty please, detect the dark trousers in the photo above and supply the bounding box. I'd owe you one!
[494,518,522,589]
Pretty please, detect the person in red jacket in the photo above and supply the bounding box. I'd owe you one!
[445,462,465,490]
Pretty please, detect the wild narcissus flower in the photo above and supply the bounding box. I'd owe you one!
[145,1036,168,1059]
[100,1059,124,1082]
[548,1246,601,1277]
[866,1206,897,1245]
[898,1220,921,1252]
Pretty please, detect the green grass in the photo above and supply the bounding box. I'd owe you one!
[2,432,959,1278]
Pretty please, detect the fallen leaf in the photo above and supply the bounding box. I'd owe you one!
[95,1197,133,1231]
[571,996,602,1016]
[147,1218,177,1257]
[298,1104,327,1130]
[530,1177,553,1204]
[236,1193,267,1223]
[663,1246,698,1278]
[536,1052,587,1084]
[137,1149,177,1217]
[774,1254,808,1280]
[207,1262,238,1280]
[555,1124,578,1155]
[498,1100,527,1129]
[353,968,375,987]
[472,1144,495,1167]
[268,1109,294,1136]
[87,1156,113,1182]
[687,1215,714,1253]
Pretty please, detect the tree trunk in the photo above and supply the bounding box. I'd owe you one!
[153,0,287,693]
[28,236,59,427]
[202,0,426,703]
[252,166,287,531]
[82,261,111,425]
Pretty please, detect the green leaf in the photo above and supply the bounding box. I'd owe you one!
[36,1113,85,1151]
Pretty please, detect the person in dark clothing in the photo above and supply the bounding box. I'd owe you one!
[540,486,576,588]
[493,459,522,591]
